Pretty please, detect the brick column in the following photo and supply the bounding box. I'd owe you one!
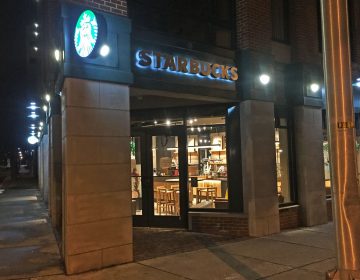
[349,0,360,64]
[236,0,272,53]
[62,78,132,274]
[289,0,321,65]
[240,100,280,237]
[294,106,327,226]
[349,0,360,81]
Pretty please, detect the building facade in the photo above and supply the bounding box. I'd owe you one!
[35,0,360,274]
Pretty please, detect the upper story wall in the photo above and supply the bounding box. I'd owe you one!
[235,0,272,54]
[289,0,321,65]
[66,0,128,16]
[128,0,235,50]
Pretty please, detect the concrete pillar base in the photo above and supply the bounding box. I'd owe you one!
[62,78,133,274]
[294,106,327,227]
[240,100,280,237]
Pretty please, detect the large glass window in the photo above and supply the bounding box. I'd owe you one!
[130,137,142,215]
[187,116,228,209]
[275,118,292,203]
[323,138,331,197]
[152,135,180,216]
[323,113,360,197]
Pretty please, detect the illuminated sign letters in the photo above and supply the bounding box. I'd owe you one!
[74,10,99,58]
[137,50,238,81]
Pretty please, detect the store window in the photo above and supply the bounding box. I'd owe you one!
[152,135,180,216]
[275,118,292,203]
[187,116,228,209]
[323,137,331,197]
[130,137,142,215]
[323,113,360,197]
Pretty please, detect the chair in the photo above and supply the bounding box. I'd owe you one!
[197,187,217,203]
[170,184,179,189]
[155,187,168,215]
[166,189,178,215]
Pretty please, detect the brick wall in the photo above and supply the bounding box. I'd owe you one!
[289,0,321,65]
[349,0,360,64]
[189,213,248,238]
[67,0,127,16]
[279,205,301,230]
[235,0,272,53]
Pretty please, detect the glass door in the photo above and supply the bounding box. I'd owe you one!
[152,135,180,217]
[131,128,187,227]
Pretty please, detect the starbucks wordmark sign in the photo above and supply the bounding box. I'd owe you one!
[74,10,99,58]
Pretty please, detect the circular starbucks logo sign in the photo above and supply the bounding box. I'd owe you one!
[74,10,99,58]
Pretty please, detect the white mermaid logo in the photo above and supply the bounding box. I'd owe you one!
[74,10,98,57]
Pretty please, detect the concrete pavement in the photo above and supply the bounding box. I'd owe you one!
[27,223,335,280]
[0,186,63,280]
[0,177,336,280]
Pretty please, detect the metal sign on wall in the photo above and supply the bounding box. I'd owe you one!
[136,49,238,82]
[60,3,133,86]
[132,37,238,97]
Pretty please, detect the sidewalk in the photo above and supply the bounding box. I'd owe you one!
[28,223,334,280]
[0,181,63,280]
[0,177,336,280]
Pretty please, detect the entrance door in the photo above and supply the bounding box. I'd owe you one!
[131,127,187,227]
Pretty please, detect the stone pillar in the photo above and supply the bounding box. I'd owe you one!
[42,132,50,205]
[38,144,43,194]
[240,100,280,237]
[294,106,327,226]
[62,78,132,274]
[49,114,62,233]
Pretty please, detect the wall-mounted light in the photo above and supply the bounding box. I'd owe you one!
[42,105,48,112]
[310,83,320,93]
[45,94,51,102]
[27,136,39,145]
[34,31,39,37]
[54,49,60,62]
[353,78,360,88]
[34,23,39,28]
[99,44,110,57]
[27,103,39,110]
[33,46,38,52]
[28,112,39,119]
[259,74,271,85]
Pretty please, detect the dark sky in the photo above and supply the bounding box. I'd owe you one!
[0,0,36,153]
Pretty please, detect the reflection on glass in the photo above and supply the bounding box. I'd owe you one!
[275,127,291,203]
[187,116,228,209]
[153,135,180,216]
[323,140,331,197]
[131,137,142,215]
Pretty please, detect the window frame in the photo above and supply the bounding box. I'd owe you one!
[275,108,298,207]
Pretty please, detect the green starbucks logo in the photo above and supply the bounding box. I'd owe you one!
[74,10,98,58]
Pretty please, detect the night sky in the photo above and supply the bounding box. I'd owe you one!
[0,1,37,153]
